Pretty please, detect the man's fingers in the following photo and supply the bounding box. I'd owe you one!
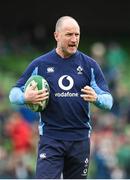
[83,86,91,90]
[38,89,48,94]
[80,86,97,102]
[81,86,92,92]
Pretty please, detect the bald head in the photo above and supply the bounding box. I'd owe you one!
[55,16,80,32]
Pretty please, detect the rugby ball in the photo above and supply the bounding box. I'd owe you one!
[24,75,50,112]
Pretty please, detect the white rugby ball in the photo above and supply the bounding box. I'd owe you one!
[24,75,50,112]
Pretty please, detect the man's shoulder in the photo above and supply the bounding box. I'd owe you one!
[78,51,97,65]
[33,49,54,63]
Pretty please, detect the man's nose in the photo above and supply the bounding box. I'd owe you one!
[71,35,77,42]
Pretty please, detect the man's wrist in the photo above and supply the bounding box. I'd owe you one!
[20,93,26,104]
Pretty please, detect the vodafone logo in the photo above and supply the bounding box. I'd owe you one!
[58,75,74,91]
[55,75,78,97]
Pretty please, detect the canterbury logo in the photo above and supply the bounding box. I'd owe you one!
[58,75,74,91]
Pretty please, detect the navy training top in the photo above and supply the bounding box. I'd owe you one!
[15,49,112,140]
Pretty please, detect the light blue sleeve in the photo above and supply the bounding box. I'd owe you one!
[9,67,39,105]
[94,93,113,110]
[90,68,113,110]
[9,87,25,105]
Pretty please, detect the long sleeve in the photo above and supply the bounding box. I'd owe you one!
[90,67,113,110]
[9,87,25,105]
[95,93,113,110]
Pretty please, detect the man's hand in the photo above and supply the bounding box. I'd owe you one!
[80,85,97,102]
[24,80,49,105]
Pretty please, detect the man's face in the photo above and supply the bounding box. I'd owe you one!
[54,20,80,58]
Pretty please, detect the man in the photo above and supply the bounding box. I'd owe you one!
[9,16,113,179]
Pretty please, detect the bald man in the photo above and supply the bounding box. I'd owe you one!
[9,16,113,179]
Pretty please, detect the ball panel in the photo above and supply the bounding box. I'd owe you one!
[25,75,43,90]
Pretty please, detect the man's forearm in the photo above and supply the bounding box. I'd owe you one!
[94,93,113,110]
[9,87,25,105]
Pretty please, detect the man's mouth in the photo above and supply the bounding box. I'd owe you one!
[68,44,76,47]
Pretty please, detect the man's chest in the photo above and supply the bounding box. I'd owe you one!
[39,62,90,93]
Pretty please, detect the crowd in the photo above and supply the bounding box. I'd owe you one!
[88,41,130,179]
[0,34,130,178]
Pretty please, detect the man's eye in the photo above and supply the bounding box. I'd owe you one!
[66,34,72,36]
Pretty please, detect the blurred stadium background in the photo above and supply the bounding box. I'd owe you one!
[0,0,130,178]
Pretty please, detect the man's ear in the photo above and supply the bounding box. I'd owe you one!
[54,32,58,42]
